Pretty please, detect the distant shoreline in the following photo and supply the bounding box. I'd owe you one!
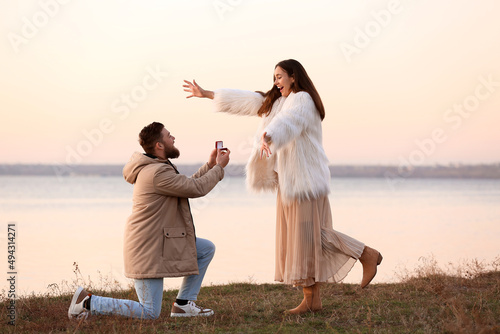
[1,163,499,179]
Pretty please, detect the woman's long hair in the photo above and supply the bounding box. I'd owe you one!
[256,59,325,120]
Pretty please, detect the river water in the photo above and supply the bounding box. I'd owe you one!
[1,175,499,296]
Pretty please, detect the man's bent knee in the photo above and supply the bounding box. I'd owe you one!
[197,238,216,257]
[142,308,161,320]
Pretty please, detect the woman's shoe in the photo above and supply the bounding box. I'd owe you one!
[311,283,322,311]
[359,246,383,288]
[287,286,314,315]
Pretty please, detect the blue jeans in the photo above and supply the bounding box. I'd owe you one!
[90,238,215,319]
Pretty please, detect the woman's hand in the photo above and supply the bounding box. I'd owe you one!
[183,79,214,99]
[260,132,272,159]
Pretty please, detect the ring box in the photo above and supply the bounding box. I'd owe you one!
[215,141,227,151]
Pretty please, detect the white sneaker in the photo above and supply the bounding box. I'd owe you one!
[170,301,214,317]
[68,286,91,320]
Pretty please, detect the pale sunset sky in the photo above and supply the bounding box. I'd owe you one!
[1,0,499,166]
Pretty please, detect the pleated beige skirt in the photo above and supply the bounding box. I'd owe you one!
[275,189,365,287]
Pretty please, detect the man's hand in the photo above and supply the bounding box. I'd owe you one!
[216,148,230,168]
[208,149,217,168]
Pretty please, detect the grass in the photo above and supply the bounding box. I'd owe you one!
[1,258,499,333]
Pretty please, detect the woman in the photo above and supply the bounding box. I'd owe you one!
[183,59,382,314]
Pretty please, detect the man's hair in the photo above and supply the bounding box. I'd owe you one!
[139,122,164,155]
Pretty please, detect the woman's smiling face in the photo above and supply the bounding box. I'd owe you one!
[274,66,295,97]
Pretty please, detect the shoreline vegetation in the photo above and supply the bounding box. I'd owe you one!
[1,163,500,178]
[1,258,499,333]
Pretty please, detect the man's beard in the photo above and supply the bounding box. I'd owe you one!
[164,146,180,159]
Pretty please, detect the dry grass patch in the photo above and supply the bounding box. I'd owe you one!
[1,257,499,333]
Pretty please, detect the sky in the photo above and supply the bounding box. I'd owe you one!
[1,0,499,167]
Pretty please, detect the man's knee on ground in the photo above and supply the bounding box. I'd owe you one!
[143,307,161,320]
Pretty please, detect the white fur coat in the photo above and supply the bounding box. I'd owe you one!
[213,88,331,204]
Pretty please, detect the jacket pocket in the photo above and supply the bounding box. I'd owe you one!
[163,227,188,260]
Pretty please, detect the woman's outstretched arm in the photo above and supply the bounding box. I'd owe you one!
[184,79,264,117]
[184,79,214,99]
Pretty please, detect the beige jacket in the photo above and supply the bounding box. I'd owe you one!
[122,152,224,279]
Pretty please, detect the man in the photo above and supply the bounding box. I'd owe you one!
[68,122,230,319]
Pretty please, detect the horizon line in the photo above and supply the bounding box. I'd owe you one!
[1,162,500,167]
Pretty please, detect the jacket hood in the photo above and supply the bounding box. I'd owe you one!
[123,152,168,184]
